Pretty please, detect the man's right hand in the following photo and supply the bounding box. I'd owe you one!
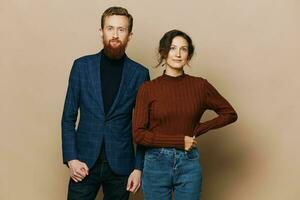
[68,159,89,182]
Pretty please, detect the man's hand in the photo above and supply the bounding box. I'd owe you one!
[68,159,89,182]
[184,136,197,151]
[126,169,142,193]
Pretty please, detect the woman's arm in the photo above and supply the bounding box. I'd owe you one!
[193,80,238,136]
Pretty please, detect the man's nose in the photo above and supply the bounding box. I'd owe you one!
[113,29,119,38]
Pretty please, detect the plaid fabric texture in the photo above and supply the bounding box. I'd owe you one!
[62,52,149,175]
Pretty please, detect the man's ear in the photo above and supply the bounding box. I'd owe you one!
[99,28,103,37]
[128,32,133,41]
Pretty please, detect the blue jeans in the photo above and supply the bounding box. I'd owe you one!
[142,148,202,200]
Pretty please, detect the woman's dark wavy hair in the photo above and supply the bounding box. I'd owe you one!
[156,29,194,67]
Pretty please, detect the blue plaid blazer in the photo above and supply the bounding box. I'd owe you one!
[61,52,149,175]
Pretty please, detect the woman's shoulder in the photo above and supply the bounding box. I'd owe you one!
[137,75,166,93]
[138,79,155,91]
[143,75,165,86]
[185,74,207,84]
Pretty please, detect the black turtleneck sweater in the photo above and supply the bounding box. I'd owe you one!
[99,52,125,160]
[100,52,125,114]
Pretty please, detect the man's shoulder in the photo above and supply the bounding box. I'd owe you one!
[73,53,99,64]
[126,57,149,74]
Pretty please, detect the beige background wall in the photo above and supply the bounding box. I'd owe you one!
[1,0,299,199]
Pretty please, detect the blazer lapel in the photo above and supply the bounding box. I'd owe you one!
[88,52,105,114]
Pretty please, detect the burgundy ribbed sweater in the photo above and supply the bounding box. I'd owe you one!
[133,72,238,149]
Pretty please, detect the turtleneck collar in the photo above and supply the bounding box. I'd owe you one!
[161,70,186,81]
[101,49,126,65]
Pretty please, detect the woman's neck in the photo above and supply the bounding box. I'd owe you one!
[165,67,184,77]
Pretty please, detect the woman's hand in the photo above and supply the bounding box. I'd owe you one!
[184,136,197,151]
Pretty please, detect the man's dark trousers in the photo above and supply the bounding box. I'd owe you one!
[67,153,129,200]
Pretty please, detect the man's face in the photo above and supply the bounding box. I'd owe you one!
[100,15,132,59]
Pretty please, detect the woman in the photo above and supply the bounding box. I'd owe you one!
[133,29,238,200]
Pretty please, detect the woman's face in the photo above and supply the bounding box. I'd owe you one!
[165,36,189,71]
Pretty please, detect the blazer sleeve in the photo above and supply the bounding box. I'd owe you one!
[61,60,81,165]
[193,80,238,136]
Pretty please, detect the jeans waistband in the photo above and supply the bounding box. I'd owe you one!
[146,147,197,155]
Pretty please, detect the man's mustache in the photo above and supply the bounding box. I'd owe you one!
[109,39,122,43]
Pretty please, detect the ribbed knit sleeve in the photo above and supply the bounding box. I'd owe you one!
[193,80,238,136]
[133,83,185,149]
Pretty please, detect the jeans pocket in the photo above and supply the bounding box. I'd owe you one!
[145,148,163,161]
[185,149,199,160]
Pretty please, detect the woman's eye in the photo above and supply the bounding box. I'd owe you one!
[182,47,188,52]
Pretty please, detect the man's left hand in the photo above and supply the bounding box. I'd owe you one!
[126,169,142,193]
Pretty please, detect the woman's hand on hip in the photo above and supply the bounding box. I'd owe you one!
[184,136,197,151]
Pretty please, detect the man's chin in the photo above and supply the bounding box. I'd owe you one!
[109,42,120,47]
[103,48,126,59]
[103,40,128,59]
[110,45,121,49]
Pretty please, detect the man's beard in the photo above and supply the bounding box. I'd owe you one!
[103,39,128,60]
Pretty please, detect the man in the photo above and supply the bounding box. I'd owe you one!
[61,7,149,200]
